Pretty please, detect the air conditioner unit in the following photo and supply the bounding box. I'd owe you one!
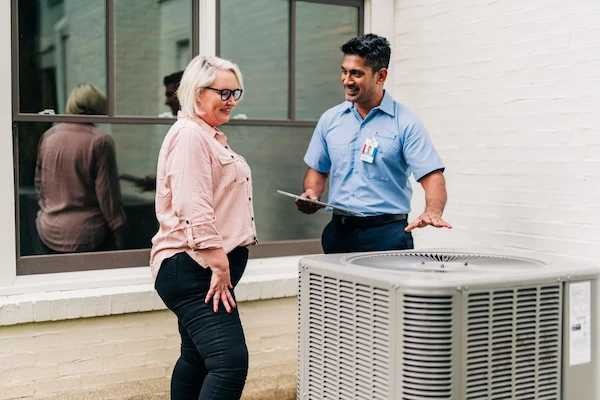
[297,251,599,400]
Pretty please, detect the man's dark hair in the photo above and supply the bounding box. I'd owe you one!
[163,70,184,89]
[340,34,391,72]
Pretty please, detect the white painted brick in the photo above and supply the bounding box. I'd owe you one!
[59,359,104,377]
[0,384,35,400]
[401,0,600,263]
[33,299,51,322]
[7,365,58,385]
[36,347,82,366]
[82,296,100,318]
[49,298,68,321]
[81,342,125,359]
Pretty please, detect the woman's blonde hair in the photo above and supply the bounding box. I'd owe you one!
[177,55,244,117]
[65,83,106,115]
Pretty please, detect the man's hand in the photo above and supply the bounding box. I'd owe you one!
[405,211,452,232]
[296,168,328,214]
[135,175,157,192]
[295,189,324,214]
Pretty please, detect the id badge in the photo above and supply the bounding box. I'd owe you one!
[360,138,378,163]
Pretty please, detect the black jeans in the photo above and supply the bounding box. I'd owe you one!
[322,217,414,254]
[154,247,249,400]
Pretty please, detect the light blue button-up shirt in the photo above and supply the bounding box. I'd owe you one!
[304,91,445,216]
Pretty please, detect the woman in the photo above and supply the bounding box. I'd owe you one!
[35,83,126,253]
[150,55,257,400]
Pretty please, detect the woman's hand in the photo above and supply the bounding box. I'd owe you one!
[206,265,236,313]
[198,248,236,313]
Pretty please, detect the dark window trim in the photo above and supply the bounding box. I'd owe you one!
[298,0,363,7]
[14,114,319,126]
[17,239,322,275]
[106,0,115,116]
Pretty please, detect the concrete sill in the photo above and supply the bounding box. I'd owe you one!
[0,255,303,327]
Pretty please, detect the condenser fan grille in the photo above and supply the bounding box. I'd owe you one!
[305,273,390,400]
[464,285,562,400]
[402,294,454,400]
[344,252,546,273]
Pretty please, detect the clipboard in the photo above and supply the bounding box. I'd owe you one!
[277,190,365,217]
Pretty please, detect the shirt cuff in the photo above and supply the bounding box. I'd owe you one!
[185,223,223,250]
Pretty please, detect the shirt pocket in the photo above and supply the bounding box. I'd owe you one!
[216,153,245,190]
[329,142,351,178]
[361,139,400,182]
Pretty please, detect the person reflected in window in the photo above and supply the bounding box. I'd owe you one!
[163,70,184,116]
[136,71,185,191]
[35,84,126,254]
[151,55,257,400]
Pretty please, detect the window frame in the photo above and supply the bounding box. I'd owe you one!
[12,0,363,275]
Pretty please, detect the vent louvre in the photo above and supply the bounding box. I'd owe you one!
[402,294,454,399]
[465,285,562,400]
[305,273,390,400]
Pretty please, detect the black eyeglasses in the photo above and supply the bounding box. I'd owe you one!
[204,87,243,101]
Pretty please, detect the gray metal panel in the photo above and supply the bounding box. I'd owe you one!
[561,279,600,400]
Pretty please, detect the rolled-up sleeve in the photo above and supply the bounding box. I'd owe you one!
[94,135,126,232]
[166,127,223,250]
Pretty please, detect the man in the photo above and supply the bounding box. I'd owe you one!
[163,70,184,116]
[297,33,451,254]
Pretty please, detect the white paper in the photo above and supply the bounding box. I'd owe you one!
[569,281,591,366]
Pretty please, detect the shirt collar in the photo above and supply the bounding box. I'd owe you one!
[337,90,395,117]
[178,110,225,138]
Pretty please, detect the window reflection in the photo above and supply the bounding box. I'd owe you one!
[18,0,107,114]
[18,121,165,256]
[219,0,289,120]
[224,124,330,241]
[295,3,359,120]
[114,0,192,116]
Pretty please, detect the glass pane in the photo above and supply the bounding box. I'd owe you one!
[17,121,165,256]
[114,0,192,117]
[295,3,359,120]
[18,0,107,114]
[224,124,330,241]
[219,0,289,120]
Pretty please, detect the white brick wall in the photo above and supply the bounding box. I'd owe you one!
[0,297,297,400]
[396,0,600,264]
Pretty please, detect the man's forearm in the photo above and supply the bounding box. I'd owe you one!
[421,171,447,215]
[303,168,328,199]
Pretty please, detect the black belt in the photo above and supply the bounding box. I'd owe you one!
[332,213,408,228]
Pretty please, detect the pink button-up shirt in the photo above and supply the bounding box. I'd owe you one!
[150,112,257,279]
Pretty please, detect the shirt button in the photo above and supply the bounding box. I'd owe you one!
[225,146,229,149]
[231,155,234,158]
[249,197,251,201]
[251,217,254,221]
[246,177,249,181]
[379,149,383,153]
[185,220,189,224]
[351,193,355,197]
[354,170,358,174]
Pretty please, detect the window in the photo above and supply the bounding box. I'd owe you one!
[13,0,363,274]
